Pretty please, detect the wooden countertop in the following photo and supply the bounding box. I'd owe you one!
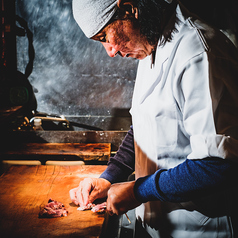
[0,165,108,238]
[1,143,111,163]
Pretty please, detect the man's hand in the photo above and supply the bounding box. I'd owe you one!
[69,178,111,207]
[106,181,142,215]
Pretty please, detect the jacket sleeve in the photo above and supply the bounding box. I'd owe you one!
[100,126,135,183]
[134,51,238,203]
[134,157,236,203]
[178,52,238,161]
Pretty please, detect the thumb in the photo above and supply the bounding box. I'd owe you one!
[88,189,99,204]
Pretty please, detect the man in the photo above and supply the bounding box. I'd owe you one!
[70,0,238,237]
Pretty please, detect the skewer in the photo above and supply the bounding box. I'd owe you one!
[125,213,131,224]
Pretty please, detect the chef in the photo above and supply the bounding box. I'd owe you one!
[70,0,238,237]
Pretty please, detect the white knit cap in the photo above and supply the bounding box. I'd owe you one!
[72,0,173,38]
[72,0,118,38]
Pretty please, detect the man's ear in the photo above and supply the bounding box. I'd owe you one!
[117,0,139,19]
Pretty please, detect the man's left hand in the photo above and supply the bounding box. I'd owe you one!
[106,181,142,215]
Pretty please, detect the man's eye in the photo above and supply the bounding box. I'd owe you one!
[99,36,107,42]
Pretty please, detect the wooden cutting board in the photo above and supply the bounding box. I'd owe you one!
[0,165,108,238]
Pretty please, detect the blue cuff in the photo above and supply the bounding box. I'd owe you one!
[134,169,167,203]
[99,161,130,184]
[99,165,120,184]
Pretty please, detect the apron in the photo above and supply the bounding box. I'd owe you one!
[130,5,238,237]
[134,142,174,237]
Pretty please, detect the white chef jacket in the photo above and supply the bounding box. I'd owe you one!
[130,3,238,238]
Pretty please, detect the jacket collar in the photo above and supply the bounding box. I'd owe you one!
[151,4,189,68]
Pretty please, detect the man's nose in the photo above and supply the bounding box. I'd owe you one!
[102,43,118,57]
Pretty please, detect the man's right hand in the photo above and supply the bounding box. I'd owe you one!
[69,178,111,207]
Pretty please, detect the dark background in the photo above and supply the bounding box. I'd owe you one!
[15,0,138,131]
[1,0,238,131]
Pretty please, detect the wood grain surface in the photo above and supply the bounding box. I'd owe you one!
[0,165,108,238]
[2,143,111,161]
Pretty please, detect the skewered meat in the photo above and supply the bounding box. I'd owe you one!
[39,198,68,218]
[91,202,107,213]
[77,203,94,211]
[77,202,107,213]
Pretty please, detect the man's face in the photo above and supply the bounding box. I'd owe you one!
[91,18,154,60]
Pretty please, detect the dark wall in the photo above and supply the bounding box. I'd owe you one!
[16,0,138,130]
[180,0,238,47]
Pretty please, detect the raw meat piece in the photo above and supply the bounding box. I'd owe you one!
[91,202,107,213]
[77,203,94,211]
[39,198,68,218]
[77,202,106,213]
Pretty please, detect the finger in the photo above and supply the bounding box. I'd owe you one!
[88,189,100,204]
[107,210,114,216]
[106,205,114,216]
[69,188,79,205]
[106,198,114,216]
[81,182,93,206]
[76,186,84,207]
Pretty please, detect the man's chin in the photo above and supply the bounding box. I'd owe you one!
[135,55,147,60]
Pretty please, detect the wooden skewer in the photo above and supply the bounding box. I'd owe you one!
[125,213,131,224]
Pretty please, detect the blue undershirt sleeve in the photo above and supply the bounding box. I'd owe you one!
[99,127,236,203]
[134,158,235,203]
[100,126,135,183]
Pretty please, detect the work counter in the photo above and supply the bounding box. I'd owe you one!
[0,165,110,238]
